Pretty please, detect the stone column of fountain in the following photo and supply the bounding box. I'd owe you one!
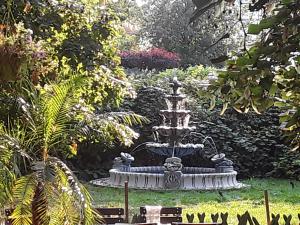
[146,77,203,189]
[146,77,204,158]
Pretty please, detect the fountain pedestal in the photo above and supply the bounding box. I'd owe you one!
[163,157,183,189]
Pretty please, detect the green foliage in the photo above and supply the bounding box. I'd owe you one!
[0,76,103,224]
[0,0,131,109]
[209,0,300,149]
[0,74,145,223]
[108,0,143,51]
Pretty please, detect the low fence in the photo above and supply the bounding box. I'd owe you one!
[183,211,300,225]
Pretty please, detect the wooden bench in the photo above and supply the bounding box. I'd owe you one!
[96,207,125,224]
[140,207,182,224]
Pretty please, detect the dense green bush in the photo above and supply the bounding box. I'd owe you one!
[127,65,215,90]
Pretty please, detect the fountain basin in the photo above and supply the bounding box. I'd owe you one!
[160,110,190,119]
[146,143,204,157]
[92,166,245,190]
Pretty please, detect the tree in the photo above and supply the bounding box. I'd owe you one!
[140,0,256,66]
[0,0,131,109]
[108,0,144,51]
[0,0,147,223]
[207,0,300,150]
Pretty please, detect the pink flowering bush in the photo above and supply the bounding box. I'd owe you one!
[120,48,181,70]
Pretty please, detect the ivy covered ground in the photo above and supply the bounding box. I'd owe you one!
[87,178,300,224]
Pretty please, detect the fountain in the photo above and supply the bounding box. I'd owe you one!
[91,78,245,190]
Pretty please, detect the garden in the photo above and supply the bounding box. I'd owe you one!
[0,0,299,225]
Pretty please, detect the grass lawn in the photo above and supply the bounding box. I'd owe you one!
[86,178,300,225]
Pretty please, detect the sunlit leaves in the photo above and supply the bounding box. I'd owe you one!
[209,0,300,149]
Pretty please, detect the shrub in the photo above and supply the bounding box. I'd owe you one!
[120,48,181,70]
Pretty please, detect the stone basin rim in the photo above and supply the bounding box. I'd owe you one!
[109,166,238,176]
[90,178,249,191]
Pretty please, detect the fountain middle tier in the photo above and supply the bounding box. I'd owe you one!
[160,110,190,119]
[146,142,204,157]
[153,126,196,137]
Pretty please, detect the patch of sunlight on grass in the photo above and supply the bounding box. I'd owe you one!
[184,201,300,225]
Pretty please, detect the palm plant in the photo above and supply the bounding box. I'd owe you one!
[0,74,147,224]
[0,76,103,224]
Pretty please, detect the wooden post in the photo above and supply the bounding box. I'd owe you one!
[125,181,129,223]
[264,190,271,225]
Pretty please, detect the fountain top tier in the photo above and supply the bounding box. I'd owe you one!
[146,77,202,157]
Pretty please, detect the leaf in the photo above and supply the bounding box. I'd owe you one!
[236,56,250,66]
[233,106,243,113]
[220,102,228,116]
[248,24,261,35]
[209,96,216,110]
[244,86,251,99]
[269,84,277,96]
[251,100,261,114]
[282,0,292,5]
[259,17,277,29]
[11,175,36,225]
[251,86,263,96]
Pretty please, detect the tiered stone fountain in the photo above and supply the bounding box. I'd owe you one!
[91,78,244,190]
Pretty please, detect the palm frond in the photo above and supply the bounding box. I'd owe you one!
[80,184,103,225]
[0,121,33,174]
[48,157,102,224]
[74,111,148,146]
[11,175,36,225]
[48,190,80,225]
[40,76,86,155]
[0,161,15,206]
[0,122,33,206]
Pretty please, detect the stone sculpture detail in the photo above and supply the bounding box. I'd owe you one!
[211,153,234,173]
[163,157,183,189]
[113,152,134,172]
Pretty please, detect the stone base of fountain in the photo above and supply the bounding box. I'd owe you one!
[91,166,246,190]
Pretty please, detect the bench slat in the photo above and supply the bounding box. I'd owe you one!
[103,217,125,224]
[96,208,124,216]
[140,207,182,215]
[161,207,182,215]
[160,216,182,224]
